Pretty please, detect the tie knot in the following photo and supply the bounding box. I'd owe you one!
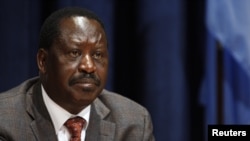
[64,116,86,141]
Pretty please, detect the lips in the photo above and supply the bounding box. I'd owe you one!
[70,78,98,92]
[69,73,101,89]
[73,78,98,86]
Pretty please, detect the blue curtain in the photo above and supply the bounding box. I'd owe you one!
[199,32,217,140]
[135,1,188,140]
[0,0,202,141]
[200,0,250,140]
[0,0,41,89]
[204,0,250,124]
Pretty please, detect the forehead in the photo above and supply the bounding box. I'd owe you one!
[58,16,106,41]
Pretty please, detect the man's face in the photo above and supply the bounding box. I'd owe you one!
[38,16,108,113]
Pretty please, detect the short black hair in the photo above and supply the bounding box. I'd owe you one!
[38,7,105,50]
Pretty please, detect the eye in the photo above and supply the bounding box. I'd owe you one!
[69,50,81,58]
[93,52,102,59]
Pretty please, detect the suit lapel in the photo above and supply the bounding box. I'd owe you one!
[29,118,58,141]
[25,81,115,141]
[26,82,58,141]
[85,97,116,141]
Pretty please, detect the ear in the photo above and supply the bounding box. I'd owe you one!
[37,48,48,74]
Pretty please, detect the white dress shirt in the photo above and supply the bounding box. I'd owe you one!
[41,85,91,141]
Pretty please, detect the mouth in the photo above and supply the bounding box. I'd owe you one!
[72,78,98,91]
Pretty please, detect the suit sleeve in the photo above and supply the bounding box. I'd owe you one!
[142,108,155,141]
[0,128,14,141]
[0,136,7,141]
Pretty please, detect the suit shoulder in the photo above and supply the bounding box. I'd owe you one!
[99,89,148,113]
[0,77,39,99]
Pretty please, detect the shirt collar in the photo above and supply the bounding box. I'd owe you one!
[41,85,91,135]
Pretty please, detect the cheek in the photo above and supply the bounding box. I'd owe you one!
[49,58,78,81]
[96,63,108,81]
[58,63,79,79]
[57,54,80,70]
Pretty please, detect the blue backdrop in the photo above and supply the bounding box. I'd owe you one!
[0,0,205,141]
[200,0,250,140]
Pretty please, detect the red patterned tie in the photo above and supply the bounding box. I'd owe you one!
[64,116,86,141]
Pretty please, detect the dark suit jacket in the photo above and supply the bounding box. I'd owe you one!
[0,77,155,141]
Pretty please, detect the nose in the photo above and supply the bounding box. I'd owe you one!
[78,54,96,73]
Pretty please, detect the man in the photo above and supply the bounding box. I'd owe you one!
[0,7,155,141]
